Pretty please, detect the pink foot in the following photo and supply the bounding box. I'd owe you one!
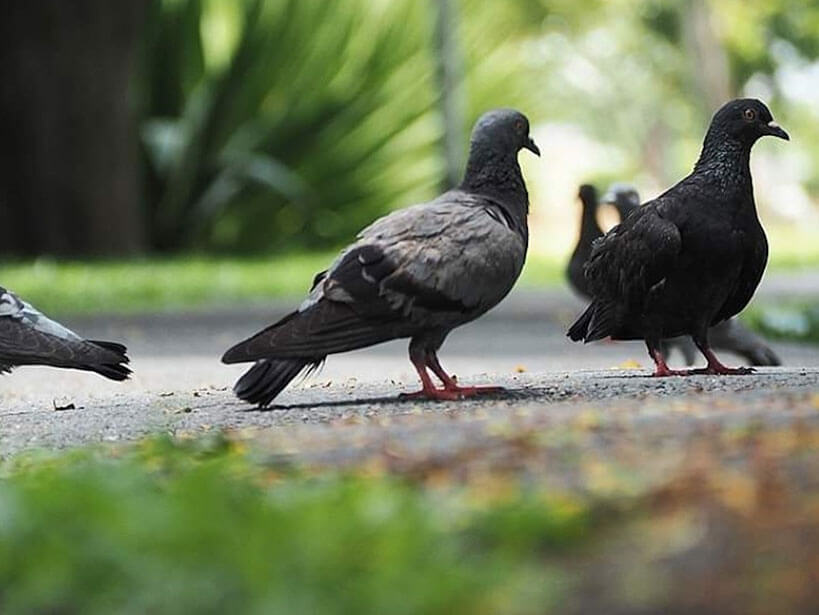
[399,388,465,401]
[689,365,755,376]
[652,366,688,377]
[444,385,506,397]
[399,385,506,401]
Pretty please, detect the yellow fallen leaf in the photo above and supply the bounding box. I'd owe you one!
[616,359,642,369]
[514,364,527,373]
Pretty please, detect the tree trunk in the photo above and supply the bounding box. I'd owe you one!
[0,0,146,257]
[432,0,465,191]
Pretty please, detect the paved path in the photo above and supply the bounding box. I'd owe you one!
[1,272,817,454]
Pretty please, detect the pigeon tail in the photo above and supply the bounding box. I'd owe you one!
[84,340,131,381]
[568,301,619,343]
[222,301,402,363]
[567,304,594,342]
[233,358,322,407]
[708,320,781,366]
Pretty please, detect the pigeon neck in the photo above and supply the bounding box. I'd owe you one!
[693,132,753,193]
[460,147,529,220]
[579,199,601,240]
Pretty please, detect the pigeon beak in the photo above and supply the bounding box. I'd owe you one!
[764,121,790,141]
[524,137,541,156]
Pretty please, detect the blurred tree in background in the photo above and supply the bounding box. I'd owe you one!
[0,0,816,257]
[0,0,146,256]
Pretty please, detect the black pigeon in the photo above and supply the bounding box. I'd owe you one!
[0,287,130,380]
[566,184,603,298]
[568,99,788,376]
[601,182,781,367]
[223,109,540,406]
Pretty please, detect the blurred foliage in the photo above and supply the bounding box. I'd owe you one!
[0,254,333,314]
[744,303,819,344]
[0,435,590,614]
[135,0,819,254]
[0,253,561,315]
[3,223,816,314]
[140,0,444,253]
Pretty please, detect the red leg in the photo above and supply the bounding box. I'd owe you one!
[648,345,687,377]
[689,346,754,375]
[426,352,505,397]
[399,354,464,401]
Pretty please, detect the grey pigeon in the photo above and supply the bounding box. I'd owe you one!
[0,287,130,380]
[568,99,788,376]
[222,109,540,406]
[601,182,781,367]
[566,184,603,299]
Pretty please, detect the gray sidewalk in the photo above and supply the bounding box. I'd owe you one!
[1,270,817,454]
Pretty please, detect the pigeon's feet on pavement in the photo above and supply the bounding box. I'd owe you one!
[445,385,506,397]
[399,385,506,401]
[688,365,756,376]
[399,388,466,401]
[651,366,688,377]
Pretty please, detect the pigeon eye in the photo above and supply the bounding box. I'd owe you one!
[743,108,756,121]
[514,120,525,133]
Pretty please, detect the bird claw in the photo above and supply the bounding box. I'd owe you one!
[399,385,506,401]
[689,365,755,376]
[445,385,506,397]
[399,389,466,401]
[651,367,688,377]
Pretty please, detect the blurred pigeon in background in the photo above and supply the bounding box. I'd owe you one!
[0,287,130,380]
[566,184,603,299]
[223,108,540,406]
[568,99,788,376]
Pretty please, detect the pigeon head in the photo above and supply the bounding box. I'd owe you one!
[601,182,640,220]
[578,184,597,205]
[707,98,790,146]
[469,109,540,158]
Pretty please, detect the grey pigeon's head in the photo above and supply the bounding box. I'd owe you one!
[707,98,790,146]
[469,108,540,158]
[601,182,640,221]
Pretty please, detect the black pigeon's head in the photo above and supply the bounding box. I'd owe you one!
[469,109,540,157]
[578,184,597,208]
[601,182,640,220]
[707,98,790,145]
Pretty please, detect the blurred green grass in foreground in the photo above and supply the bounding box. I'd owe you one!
[0,435,588,614]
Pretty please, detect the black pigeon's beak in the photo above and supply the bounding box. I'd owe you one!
[764,121,790,141]
[524,137,540,156]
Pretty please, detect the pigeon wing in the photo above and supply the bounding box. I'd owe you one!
[585,202,682,307]
[222,194,526,362]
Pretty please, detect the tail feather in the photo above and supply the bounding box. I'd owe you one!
[222,301,402,364]
[567,304,594,342]
[234,358,322,407]
[567,301,619,343]
[89,340,128,354]
[84,340,131,381]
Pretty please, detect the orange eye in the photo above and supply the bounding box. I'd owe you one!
[743,108,756,121]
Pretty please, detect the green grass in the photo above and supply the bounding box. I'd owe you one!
[0,252,566,315]
[0,435,589,614]
[0,253,335,314]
